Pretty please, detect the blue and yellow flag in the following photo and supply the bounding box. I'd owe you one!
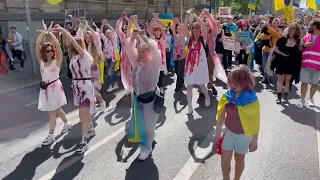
[307,0,317,10]
[284,0,295,24]
[159,13,174,27]
[47,0,62,5]
[216,90,260,137]
[128,96,147,146]
[248,0,257,10]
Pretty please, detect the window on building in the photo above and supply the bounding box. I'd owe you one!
[124,0,136,2]
[148,0,155,4]
[166,0,173,6]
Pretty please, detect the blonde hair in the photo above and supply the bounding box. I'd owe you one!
[85,33,103,64]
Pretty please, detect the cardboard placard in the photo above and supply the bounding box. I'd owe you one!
[222,37,236,51]
[218,7,231,18]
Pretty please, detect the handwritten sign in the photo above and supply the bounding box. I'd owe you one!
[218,7,231,18]
[222,37,236,51]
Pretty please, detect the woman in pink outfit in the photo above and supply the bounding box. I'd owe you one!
[125,29,161,160]
[116,12,133,95]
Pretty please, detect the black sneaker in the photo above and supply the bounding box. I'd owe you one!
[198,93,205,101]
[283,93,288,101]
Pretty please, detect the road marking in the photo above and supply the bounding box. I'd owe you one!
[25,101,38,107]
[38,126,125,180]
[315,94,320,176]
[173,128,215,180]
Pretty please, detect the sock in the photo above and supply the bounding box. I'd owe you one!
[49,129,54,136]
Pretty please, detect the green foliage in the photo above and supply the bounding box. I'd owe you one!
[217,0,262,15]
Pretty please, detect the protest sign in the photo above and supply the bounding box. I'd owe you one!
[218,7,231,17]
[222,37,236,51]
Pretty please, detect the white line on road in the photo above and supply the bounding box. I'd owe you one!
[25,101,38,107]
[173,127,215,180]
[38,126,125,180]
[315,94,320,177]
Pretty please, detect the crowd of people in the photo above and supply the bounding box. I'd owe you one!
[1,7,319,180]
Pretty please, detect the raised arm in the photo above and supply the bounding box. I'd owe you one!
[205,11,217,35]
[116,13,127,41]
[172,18,179,38]
[183,12,191,40]
[53,25,85,57]
[125,36,138,67]
[86,21,102,53]
[193,12,207,40]
[48,32,63,65]
[35,32,46,63]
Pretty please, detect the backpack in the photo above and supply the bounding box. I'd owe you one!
[188,36,209,57]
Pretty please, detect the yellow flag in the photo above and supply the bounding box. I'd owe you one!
[307,0,317,10]
[47,0,62,5]
[284,0,294,24]
[274,0,285,11]
[130,22,135,32]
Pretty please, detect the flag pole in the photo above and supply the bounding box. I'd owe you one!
[24,0,37,77]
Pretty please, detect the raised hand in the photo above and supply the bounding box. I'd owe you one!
[121,12,127,19]
[102,19,108,26]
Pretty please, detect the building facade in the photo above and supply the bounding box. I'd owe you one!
[0,0,192,39]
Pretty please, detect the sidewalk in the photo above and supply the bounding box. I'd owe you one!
[0,55,69,95]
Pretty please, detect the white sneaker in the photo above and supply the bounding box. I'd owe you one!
[205,97,210,107]
[99,101,106,111]
[61,123,71,133]
[164,72,168,75]
[187,105,193,115]
[139,147,152,160]
[125,91,131,96]
[297,100,305,109]
[42,135,55,146]
[76,141,89,154]
[307,99,315,107]
[88,128,96,138]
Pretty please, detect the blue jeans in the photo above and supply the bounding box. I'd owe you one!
[105,58,116,86]
[262,52,269,78]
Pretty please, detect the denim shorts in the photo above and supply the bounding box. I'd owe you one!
[222,129,252,154]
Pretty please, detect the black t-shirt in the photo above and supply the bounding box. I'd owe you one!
[222,24,235,37]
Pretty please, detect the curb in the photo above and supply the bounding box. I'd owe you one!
[0,81,39,95]
[0,76,68,96]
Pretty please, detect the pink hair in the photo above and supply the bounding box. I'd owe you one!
[227,65,255,90]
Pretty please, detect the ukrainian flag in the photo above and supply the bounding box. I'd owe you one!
[284,0,295,24]
[307,0,317,10]
[248,0,257,10]
[274,0,285,11]
[47,0,62,5]
[216,90,260,137]
[128,96,147,146]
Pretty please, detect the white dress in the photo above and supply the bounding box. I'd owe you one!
[38,60,67,111]
[184,40,209,85]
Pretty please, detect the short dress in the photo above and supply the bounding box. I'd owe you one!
[69,52,95,107]
[38,60,67,111]
[184,39,209,85]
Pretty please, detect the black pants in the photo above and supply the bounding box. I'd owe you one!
[238,50,248,65]
[174,58,186,89]
[222,50,232,69]
[158,71,164,88]
[9,50,24,68]
[166,51,171,72]
[66,56,72,78]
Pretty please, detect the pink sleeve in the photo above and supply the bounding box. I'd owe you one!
[92,31,102,53]
[116,19,125,41]
[207,14,218,35]
[148,39,161,70]
[125,38,138,67]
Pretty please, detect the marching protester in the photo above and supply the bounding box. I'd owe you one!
[52,24,95,154]
[126,28,161,160]
[8,26,24,71]
[36,25,71,146]
[183,8,210,114]
[0,35,13,79]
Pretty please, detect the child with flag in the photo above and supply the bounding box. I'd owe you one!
[214,65,260,180]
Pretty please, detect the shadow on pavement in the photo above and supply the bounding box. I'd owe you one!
[51,154,85,180]
[281,103,320,131]
[104,94,131,126]
[156,106,167,130]
[125,148,158,180]
[173,90,188,114]
[186,94,218,163]
[2,133,62,180]
[115,135,139,163]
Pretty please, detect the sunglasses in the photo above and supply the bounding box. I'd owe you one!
[46,49,54,53]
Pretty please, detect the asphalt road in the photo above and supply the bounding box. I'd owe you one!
[0,71,319,180]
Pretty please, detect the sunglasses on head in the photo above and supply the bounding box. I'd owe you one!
[46,49,54,53]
